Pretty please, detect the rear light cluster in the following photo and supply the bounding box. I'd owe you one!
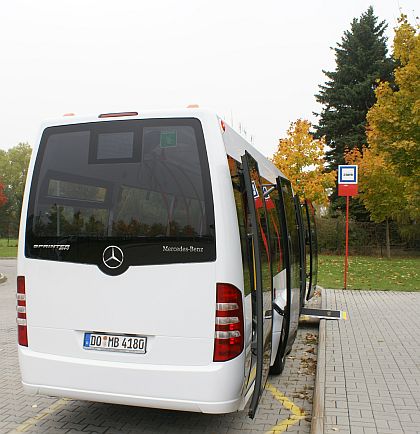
[213,283,244,362]
[17,276,28,346]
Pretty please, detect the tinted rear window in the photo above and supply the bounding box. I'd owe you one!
[26,118,215,273]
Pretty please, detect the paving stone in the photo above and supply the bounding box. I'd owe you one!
[323,289,420,434]
[0,259,318,434]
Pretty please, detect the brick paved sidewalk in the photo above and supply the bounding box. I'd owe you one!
[323,290,420,434]
[0,259,318,434]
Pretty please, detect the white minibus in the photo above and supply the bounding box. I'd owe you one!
[17,109,318,418]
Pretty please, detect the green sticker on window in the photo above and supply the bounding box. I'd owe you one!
[160,131,177,148]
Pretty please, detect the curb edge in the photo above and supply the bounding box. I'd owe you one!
[310,286,326,434]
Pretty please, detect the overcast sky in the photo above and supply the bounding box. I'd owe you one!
[0,0,417,157]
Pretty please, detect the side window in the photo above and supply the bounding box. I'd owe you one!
[228,156,252,296]
[262,181,286,276]
[308,201,318,288]
[302,203,310,278]
[281,180,300,268]
[248,166,271,294]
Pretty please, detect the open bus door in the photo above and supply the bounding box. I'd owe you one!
[304,200,318,300]
[294,194,307,310]
[241,151,272,419]
[276,178,301,355]
[267,176,292,375]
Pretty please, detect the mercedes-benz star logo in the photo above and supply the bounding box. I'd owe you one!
[102,246,124,269]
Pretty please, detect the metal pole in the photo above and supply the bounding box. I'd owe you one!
[344,195,349,289]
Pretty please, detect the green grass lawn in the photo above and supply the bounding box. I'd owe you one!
[318,254,420,291]
[1,238,418,291]
[0,238,18,257]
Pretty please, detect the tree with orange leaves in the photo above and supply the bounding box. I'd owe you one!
[272,119,336,206]
[361,14,420,248]
[367,15,419,180]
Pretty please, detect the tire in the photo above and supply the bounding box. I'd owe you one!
[269,345,286,375]
[269,322,287,375]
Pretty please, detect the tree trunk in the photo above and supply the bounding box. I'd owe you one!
[385,218,391,259]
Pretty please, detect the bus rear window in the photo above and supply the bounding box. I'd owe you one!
[26,118,215,268]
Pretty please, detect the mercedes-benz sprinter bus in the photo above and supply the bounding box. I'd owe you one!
[17,109,317,418]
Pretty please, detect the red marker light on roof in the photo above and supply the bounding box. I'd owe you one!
[63,113,75,117]
[187,104,199,108]
[99,112,138,118]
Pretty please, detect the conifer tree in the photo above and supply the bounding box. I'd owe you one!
[314,7,394,170]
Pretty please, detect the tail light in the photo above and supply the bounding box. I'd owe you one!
[17,276,28,346]
[213,283,244,362]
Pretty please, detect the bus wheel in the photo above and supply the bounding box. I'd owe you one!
[270,326,287,375]
[270,347,286,375]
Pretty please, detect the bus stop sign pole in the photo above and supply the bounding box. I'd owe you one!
[344,195,350,289]
[338,165,358,290]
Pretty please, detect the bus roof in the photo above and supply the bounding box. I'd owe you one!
[37,107,287,183]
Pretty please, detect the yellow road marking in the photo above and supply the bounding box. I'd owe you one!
[9,384,305,433]
[10,398,69,433]
[246,366,257,389]
[265,383,306,433]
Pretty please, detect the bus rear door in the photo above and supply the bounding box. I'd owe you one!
[277,178,301,353]
[241,151,272,419]
[304,200,318,300]
[294,194,307,310]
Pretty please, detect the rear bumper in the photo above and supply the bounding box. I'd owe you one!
[22,382,241,413]
[19,347,245,414]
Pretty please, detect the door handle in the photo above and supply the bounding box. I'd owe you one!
[273,302,284,316]
[264,309,272,319]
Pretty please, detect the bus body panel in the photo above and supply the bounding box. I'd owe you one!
[23,260,216,339]
[271,269,287,363]
[18,110,250,413]
[17,108,310,415]
[20,260,217,364]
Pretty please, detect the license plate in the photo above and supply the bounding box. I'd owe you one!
[83,332,147,354]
